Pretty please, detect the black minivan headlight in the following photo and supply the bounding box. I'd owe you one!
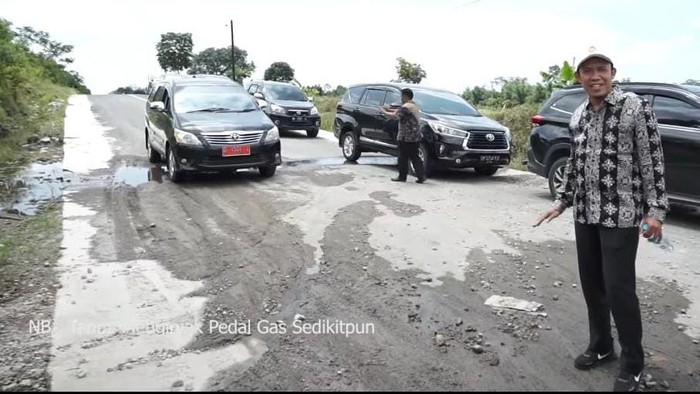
[264,126,280,144]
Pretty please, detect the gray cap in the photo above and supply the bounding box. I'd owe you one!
[576,53,613,71]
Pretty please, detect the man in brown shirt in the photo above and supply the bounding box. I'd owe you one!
[380,88,426,183]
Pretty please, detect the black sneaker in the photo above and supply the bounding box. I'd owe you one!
[613,370,642,392]
[574,350,616,370]
[391,177,406,182]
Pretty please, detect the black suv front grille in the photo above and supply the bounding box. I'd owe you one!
[286,109,310,116]
[467,132,508,150]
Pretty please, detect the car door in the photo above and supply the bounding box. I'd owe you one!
[651,93,700,199]
[147,85,168,153]
[356,88,387,143]
[335,86,365,135]
[379,89,401,144]
[160,88,175,147]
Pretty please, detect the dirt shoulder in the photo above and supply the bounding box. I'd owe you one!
[0,88,71,391]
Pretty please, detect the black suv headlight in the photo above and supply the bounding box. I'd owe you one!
[429,121,469,138]
[270,104,286,115]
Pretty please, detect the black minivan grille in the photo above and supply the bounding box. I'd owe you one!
[467,132,508,150]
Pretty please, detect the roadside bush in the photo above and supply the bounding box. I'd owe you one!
[314,96,339,131]
[479,103,540,170]
[0,18,84,165]
[314,96,339,113]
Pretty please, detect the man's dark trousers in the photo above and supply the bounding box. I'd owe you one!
[575,223,644,374]
[397,141,424,180]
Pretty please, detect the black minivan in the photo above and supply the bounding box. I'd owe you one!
[144,75,282,182]
[246,80,321,138]
[334,83,512,176]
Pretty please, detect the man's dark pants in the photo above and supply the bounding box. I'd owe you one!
[397,140,424,180]
[575,223,644,374]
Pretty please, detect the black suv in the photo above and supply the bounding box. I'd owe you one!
[527,82,700,206]
[246,80,321,137]
[334,83,512,176]
[144,75,282,182]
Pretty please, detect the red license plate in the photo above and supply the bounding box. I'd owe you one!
[222,145,250,157]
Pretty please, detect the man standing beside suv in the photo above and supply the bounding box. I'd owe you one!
[534,53,669,392]
[379,88,426,183]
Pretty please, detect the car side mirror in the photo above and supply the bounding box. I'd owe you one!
[309,97,315,102]
[254,92,265,100]
[149,101,165,112]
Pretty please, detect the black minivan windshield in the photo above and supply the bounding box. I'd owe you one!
[264,84,308,102]
[413,89,481,116]
[174,85,258,113]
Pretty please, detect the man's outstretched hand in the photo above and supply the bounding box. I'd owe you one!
[534,207,562,227]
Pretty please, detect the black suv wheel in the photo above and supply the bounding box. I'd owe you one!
[548,157,568,198]
[409,142,432,177]
[306,128,319,138]
[259,165,276,178]
[146,130,161,163]
[167,147,184,183]
[342,132,361,161]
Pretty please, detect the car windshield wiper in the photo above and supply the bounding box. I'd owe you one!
[186,107,232,113]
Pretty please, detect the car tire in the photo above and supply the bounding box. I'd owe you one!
[259,165,277,178]
[306,128,319,138]
[410,142,432,177]
[167,147,183,183]
[342,132,361,161]
[146,130,161,163]
[475,166,499,176]
[548,157,569,199]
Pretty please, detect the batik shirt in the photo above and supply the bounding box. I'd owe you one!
[396,100,421,142]
[554,86,669,228]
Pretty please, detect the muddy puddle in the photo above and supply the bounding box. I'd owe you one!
[113,165,165,186]
[0,162,70,216]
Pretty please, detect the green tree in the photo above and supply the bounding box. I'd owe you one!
[333,85,347,96]
[14,26,74,64]
[540,61,576,93]
[527,83,550,105]
[155,32,193,73]
[302,86,321,98]
[500,77,532,107]
[462,86,490,106]
[264,62,295,82]
[395,57,427,84]
[305,84,324,96]
[187,46,255,81]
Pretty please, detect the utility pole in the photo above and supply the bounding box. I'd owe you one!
[230,20,235,82]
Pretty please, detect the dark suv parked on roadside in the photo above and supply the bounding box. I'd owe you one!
[144,75,281,182]
[247,80,321,138]
[526,82,700,206]
[334,83,512,176]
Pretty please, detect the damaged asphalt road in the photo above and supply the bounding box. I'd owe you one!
[4,94,700,391]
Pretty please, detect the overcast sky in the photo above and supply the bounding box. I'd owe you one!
[3,0,699,94]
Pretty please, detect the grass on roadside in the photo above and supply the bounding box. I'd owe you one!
[0,81,74,168]
[314,96,339,132]
[0,202,62,285]
[478,104,539,171]
[0,202,61,261]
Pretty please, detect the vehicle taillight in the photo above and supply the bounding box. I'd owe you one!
[531,115,546,125]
